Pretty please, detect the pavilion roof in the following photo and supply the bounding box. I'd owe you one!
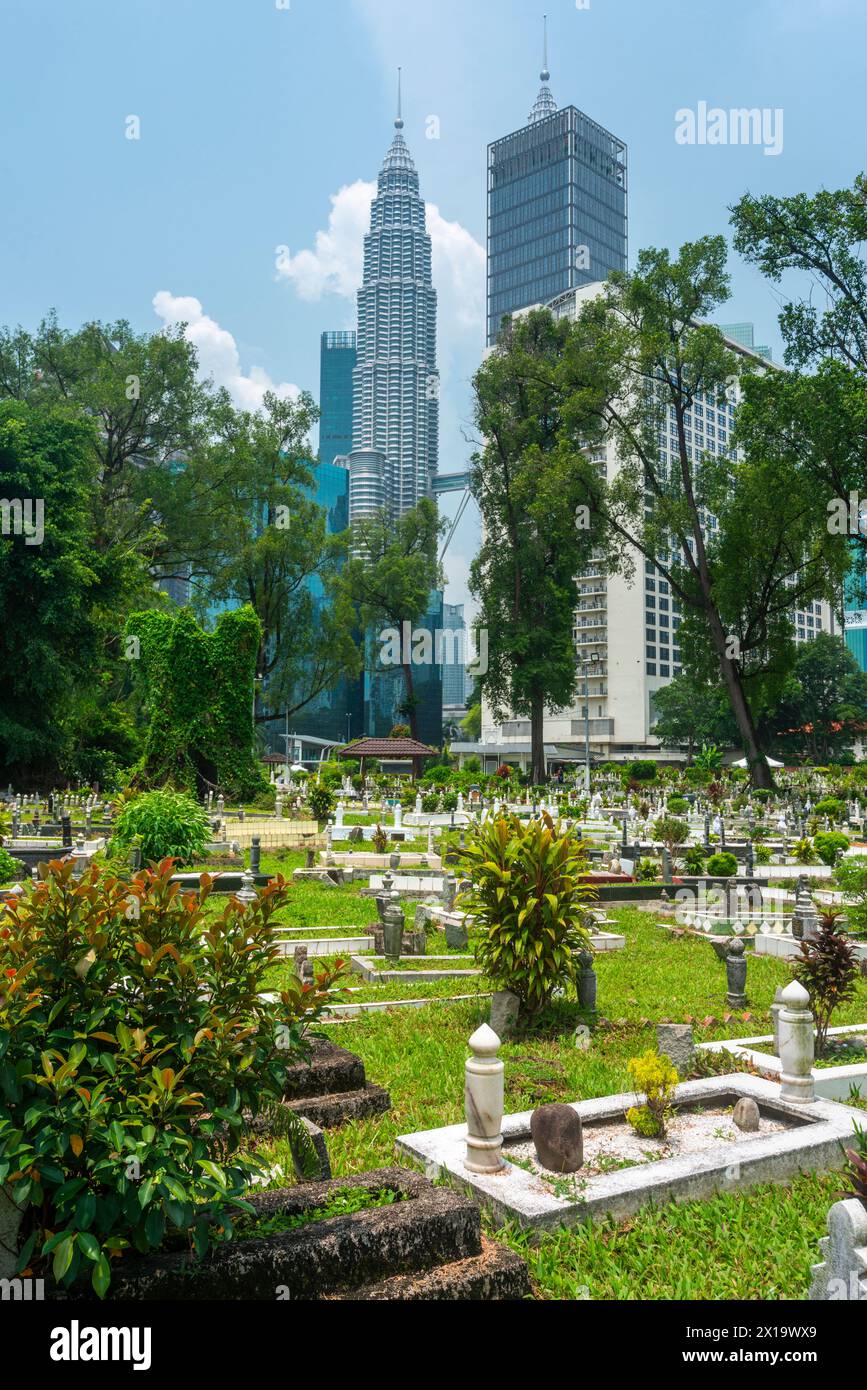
[338,738,437,758]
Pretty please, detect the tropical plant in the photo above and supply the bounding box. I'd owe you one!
[814,798,848,825]
[843,1124,867,1206]
[457,814,594,1016]
[794,920,860,1056]
[754,845,772,865]
[371,824,388,855]
[705,851,738,877]
[0,859,344,1296]
[634,857,660,882]
[793,838,817,865]
[694,742,723,776]
[306,783,335,824]
[626,1051,679,1139]
[683,846,706,875]
[812,831,850,867]
[110,789,210,867]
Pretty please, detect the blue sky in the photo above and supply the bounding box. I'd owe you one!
[1,0,865,615]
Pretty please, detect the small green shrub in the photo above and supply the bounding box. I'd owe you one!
[626,1051,679,1139]
[625,761,658,784]
[813,831,850,867]
[458,815,594,1015]
[667,796,689,816]
[814,798,847,825]
[754,845,772,865]
[421,793,440,814]
[635,857,660,882]
[111,789,210,867]
[0,859,344,1297]
[705,851,738,877]
[793,837,817,865]
[0,846,24,885]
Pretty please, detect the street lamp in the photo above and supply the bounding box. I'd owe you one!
[581,652,601,793]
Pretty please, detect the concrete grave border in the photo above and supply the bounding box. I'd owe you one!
[397,1074,865,1233]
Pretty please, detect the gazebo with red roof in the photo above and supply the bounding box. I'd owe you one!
[339,737,437,782]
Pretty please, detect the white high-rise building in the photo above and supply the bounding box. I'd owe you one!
[480,284,832,767]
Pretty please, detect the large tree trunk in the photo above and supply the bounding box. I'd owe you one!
[531,688,545,785]
[706,612,773,789]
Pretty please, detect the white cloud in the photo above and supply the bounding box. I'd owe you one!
[276,180,374,302]
[276,181,485,341]
[151,290,300,411]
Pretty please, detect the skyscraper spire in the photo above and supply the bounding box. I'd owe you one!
[528,14,557,124]
[396,66,403,130]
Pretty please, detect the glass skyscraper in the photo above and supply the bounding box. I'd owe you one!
[319,331,357,466]
[348,83,439,523]
[486,43,628,345]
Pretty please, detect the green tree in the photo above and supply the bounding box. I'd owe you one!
[0,312,214,558]
[470,310,608,783]
[770,632,867,762]
[124,606,266,798]
[731,177,867,577]
[339,500,444,742]
[553,238,840,787]
[0,400,139,783]
[651,671,738,758]
[183,391,360,725]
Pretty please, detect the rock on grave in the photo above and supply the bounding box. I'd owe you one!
[531,1103,584,1174]
[490,989,520,1039]
[445,918,469,951]
[347,824,364,844]
[289,1115,332,1183]
[732,1097,760,1132]
[656,1022,694,1076]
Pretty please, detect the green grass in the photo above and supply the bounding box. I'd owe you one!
[267,905,867,1300]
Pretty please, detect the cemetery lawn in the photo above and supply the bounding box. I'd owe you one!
[256,905,867,1301]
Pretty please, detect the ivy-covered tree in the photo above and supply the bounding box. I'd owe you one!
[178,390,360,726]
[124,606,266,798]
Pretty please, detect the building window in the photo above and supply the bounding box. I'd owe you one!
[646,662,657,676]
[660,665,670,677]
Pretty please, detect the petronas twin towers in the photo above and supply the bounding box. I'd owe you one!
[347,76,440,527]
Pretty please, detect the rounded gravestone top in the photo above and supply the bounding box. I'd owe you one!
[469,1023,501,1054]
[781,978,810,1008]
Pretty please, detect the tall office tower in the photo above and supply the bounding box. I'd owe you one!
[442,602,469,708]
[486,21,628,346]
[718,322,773,362]
[348,75,439,523]
[319,331,357,466]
